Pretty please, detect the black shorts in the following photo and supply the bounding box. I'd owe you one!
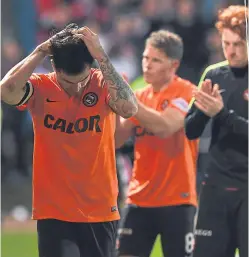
[194,185,248,257]
[37,219,118,257]
[117,204,196,257]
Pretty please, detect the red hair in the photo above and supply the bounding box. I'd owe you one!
[215,5,248,40]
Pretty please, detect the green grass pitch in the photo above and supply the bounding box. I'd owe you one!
[1,232,163,257]
[2,232,238,257]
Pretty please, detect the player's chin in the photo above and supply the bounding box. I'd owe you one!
[228,59,244,68]
[143,74,154,84]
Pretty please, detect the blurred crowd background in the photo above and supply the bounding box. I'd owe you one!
[1,0,246,217]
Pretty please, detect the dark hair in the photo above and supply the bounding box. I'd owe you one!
[146,30,184,61]
[50,23,94,75]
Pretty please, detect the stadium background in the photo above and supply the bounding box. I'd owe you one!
[1,0,246,256]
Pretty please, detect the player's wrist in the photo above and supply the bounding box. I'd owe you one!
[95,48,108,62]
[35,40,52,57]
[214,107,229,123]
[34,47,48,58]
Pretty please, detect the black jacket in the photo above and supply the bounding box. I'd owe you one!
[185,61,248,188]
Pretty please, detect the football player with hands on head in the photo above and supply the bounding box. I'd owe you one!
[1,23,137,257]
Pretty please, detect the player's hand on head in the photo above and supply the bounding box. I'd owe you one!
[72,26,105,61]
[37,39,52,56]
[193,83,224,117]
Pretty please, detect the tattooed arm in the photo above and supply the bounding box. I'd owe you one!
[98,53,138,118]
[74,26,138,118]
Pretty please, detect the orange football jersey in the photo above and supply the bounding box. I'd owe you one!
[128,76,198,207]
[18,69,120,222]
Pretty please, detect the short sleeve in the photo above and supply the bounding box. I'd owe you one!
[17,74,42,111]
[168,83,195,115]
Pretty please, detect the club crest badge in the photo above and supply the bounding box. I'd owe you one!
[83,92,98,107]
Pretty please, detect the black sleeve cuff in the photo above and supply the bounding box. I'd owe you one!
[214,108,233,125]
[197,109,211,119]
[184,108,211,140]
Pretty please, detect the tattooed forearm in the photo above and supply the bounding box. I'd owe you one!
[98,53,138,118]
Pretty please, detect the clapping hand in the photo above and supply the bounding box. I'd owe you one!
[193,79,224,117]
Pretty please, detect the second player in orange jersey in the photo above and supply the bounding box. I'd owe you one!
[116,30,198,257]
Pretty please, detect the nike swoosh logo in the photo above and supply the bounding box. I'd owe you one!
[46,98,58,103]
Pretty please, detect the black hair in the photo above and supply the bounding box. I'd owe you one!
[50,23,94,75]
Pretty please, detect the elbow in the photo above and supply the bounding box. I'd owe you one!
[121,114,133,119]
[123,97,138,118]
[112,98,138,119]
[1,82,13,103]
[120,105,138,119]
[0,80,8,94]
[1,77,15,93]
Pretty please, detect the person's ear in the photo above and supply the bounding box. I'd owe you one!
[50,59,55,69]
[172,60,180,71]
[51,59,60,73]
